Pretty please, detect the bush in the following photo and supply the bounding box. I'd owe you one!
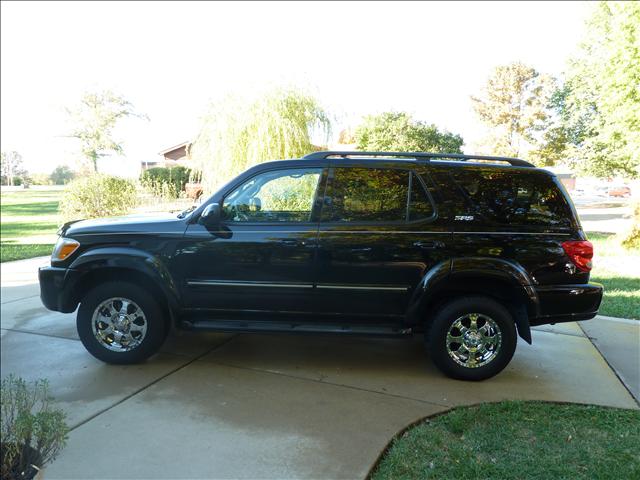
[50,166,75,185]
[1,375,68,480]
[59,174,137,221]
[29,174,53,186]
[621,201,640,250]
[140,166,190,199]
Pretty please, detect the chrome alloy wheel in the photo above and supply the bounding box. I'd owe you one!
[91,297,148,352]
[446,313,502,368]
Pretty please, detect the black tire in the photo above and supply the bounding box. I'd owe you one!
[427,296,517,381]
[77,281,167,364]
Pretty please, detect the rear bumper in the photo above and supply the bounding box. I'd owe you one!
[39,266,80,313]
[530,283,603,326]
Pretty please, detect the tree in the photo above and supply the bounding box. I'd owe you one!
[190,87,331,193]
[558,2,640,178]
[471,62,557,162]
[67,90,145,173]
[1,151,26,186]
[354,112,463,153]
[50,165,76,185]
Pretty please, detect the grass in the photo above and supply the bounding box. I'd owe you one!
[371,401,640,480]
[0,187,63,262]
[587,232,640,319]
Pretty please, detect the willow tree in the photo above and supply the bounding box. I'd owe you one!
[190,88,331,194]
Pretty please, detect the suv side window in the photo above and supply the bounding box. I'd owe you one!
[451,169,572,228]
[322,167,434,223]
[223,168,322,223]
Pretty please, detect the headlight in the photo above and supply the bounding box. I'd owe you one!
[51,237,80,262]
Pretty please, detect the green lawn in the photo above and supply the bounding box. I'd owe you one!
[371,401,639,480]
[0,187,63,262]
[587,232,640,319]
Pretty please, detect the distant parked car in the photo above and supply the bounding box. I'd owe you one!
[608,185,631,198]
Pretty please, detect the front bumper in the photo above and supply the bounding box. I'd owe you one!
[39,266,80,313]
[530,283,604,326]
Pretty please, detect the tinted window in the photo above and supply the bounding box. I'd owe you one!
[323,168,434,223]
[409,173,434,221]
[223,168,322,222]
[451,169,573,228]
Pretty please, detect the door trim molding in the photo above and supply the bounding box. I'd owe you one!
[316,284,409,292]
[187,280,313,289]
[186,280,408,292]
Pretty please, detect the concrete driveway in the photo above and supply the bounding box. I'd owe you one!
[1,257,638,479]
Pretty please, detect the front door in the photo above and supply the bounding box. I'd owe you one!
[176,166,326,316]
[314,164,450,320]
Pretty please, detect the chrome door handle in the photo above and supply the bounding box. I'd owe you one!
[279,239,304,247]
[413,241,445,250]
[278,238,301,247]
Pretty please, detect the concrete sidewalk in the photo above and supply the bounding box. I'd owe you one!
[580,317,640,403]
[1,257,638,479]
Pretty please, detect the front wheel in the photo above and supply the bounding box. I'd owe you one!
[427,296,517,381]
[77,282,167,364]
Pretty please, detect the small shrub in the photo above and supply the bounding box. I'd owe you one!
[140,166,191,199]
[50,166,75,185]
[59,174,137,221]
[621,200,640,250]
[1,375,68,480]
[29,174,53,186]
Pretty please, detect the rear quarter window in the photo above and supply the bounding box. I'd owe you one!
[450,169,574,229]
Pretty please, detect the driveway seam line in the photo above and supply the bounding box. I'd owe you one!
[577,322,640,407]
[0,327,80,342]
[207,359,451,409]
[67,334,239,431]
[0,294,40,305]
[531,329,586,339]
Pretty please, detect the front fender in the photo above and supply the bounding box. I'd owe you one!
[67,247,181,311]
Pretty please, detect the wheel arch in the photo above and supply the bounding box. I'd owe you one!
[64,247,181,328]
[407,257,537,344]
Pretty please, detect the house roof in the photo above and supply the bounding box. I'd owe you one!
[158,141,191,156]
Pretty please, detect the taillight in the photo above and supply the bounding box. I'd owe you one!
[562,240,593,272]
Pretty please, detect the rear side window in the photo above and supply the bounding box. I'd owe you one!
[450,169,573,228]
[322,167,434,223]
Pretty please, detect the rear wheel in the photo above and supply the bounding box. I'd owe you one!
[427,296,517,381]
[77,282,167,364]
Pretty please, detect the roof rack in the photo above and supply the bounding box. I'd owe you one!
[302,151,535,168]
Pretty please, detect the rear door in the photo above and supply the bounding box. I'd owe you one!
[313,163,451,321]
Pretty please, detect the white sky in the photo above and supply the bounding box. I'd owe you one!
[1,1,591,174]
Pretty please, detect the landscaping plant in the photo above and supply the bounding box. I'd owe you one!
[58,174,137,221]
[621,201,640,250]
[1,375,68,480]
[140,166,191,199]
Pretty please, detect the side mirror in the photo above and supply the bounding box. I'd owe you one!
[199,203,221,225]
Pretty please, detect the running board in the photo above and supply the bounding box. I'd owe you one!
[181,319,412,337]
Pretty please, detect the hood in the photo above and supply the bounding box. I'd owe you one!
[62,212,186,237]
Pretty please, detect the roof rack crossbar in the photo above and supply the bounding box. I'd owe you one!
[302,151,535,168]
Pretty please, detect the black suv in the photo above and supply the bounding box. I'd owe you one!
[39,151,603,380]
